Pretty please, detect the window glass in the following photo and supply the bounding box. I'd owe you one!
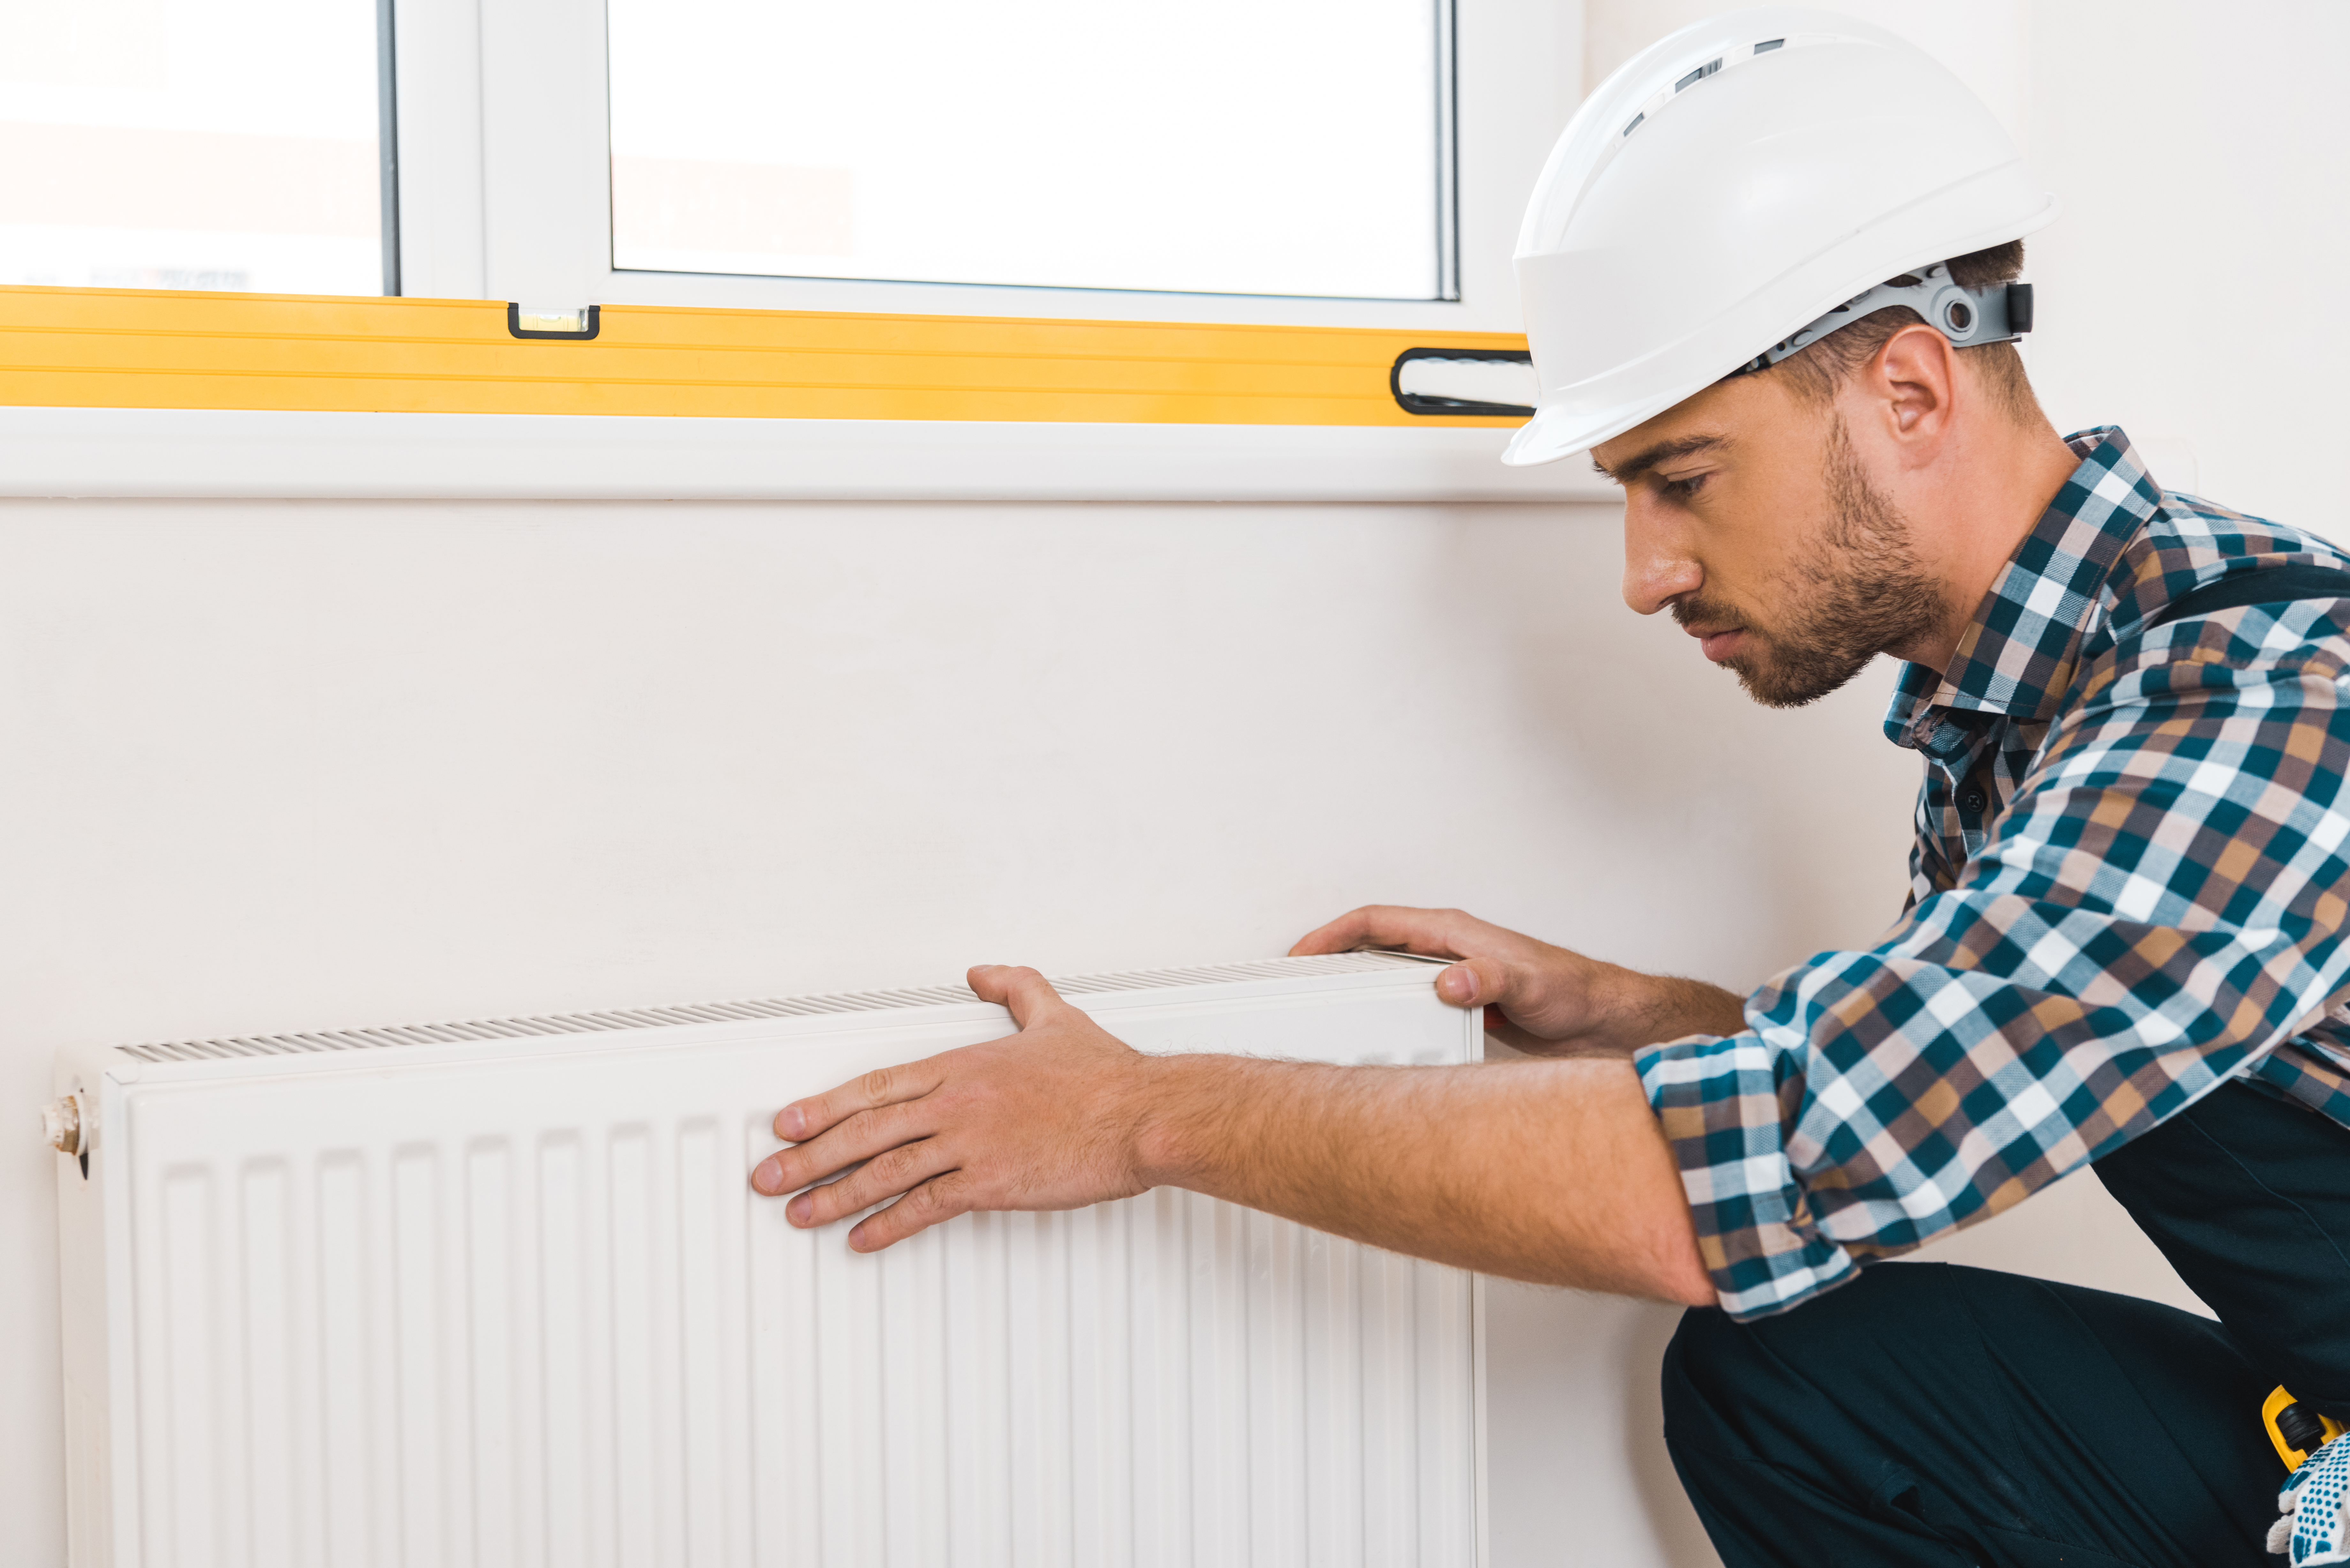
[607,0,1452,301]
[0,0,386,294]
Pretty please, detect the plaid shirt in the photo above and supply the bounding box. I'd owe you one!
[1635,427,2350,1320]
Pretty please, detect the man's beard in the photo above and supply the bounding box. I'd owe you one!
[1671,418,1944,709]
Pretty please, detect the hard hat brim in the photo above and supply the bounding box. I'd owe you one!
[1500,389,1692,469]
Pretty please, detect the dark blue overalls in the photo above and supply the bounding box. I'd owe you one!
[1660,569,2350,1568]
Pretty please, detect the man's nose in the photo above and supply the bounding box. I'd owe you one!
[1621,493,1702,615]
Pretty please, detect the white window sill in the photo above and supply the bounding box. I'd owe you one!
[0,408,1615,504]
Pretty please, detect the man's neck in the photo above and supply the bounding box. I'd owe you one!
[1890,419,2085,676]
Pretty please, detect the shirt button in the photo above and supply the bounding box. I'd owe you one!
[1960,787,1988,814]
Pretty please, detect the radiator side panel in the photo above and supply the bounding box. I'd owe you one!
[55,1104,109,1568]
[55,1053,136,1568]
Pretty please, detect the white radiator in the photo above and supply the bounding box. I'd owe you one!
[51,951,1486,1568]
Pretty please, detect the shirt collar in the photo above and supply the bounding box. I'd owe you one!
[1884,425,2159,753]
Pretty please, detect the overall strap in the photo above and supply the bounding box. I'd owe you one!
[2148,563,2350,629]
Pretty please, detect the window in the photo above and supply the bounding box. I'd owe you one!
[0,0,391,295]
[3,0,1577,465]
[1,0,1566,329]
[445,0,1561,333]
[605,0,1456,302]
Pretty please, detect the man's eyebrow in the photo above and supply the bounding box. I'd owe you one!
[1592,434,1729,485]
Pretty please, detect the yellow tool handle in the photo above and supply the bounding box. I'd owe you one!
[2265,1385,2348,1470]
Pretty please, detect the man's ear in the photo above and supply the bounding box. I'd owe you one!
[1869,323,1959,458]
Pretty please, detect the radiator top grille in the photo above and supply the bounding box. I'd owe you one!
[115,950,1442,1065]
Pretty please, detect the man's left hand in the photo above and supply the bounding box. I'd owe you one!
[748,964,1150,1252]
[2272,1434,2350,1565]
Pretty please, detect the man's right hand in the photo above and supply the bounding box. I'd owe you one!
[1289,905,1747,1057]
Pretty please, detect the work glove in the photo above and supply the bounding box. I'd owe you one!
[2270,1434,2350,1564]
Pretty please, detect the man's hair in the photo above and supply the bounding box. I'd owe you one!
[1765,238,2042,424]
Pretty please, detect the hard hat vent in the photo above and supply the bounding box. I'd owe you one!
[1622,36,1798,141]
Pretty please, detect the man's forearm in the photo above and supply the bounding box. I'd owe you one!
[752,961,1720,1301]
[1129,1052,1716,1305]
[1573,964,1749,1056]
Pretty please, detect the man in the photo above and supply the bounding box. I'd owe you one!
[750,11,2350,1564]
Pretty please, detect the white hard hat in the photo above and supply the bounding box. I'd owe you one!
[1504,8,2058,466]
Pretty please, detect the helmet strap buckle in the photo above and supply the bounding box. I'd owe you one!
[1732,263,2034,377]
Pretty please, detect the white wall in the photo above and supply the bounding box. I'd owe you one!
[2022,0,2350,534]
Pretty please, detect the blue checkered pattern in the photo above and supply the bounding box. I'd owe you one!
[1636,427,2350,1320]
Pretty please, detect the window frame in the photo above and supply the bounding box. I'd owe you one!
[375,0,403,294]
[391,0,1579,336]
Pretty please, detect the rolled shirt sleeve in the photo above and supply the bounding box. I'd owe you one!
[1640,604,2350,1320]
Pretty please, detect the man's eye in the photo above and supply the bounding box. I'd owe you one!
[1664,472,1709,499]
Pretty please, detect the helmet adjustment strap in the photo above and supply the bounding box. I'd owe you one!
[1731,262,2034,376]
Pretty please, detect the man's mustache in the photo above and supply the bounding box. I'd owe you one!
[1671,596,1749,635]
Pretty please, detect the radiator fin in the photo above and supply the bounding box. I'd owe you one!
[125,1115,1474,1565]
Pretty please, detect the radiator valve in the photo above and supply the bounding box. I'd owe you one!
[42,1096,81,1156]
